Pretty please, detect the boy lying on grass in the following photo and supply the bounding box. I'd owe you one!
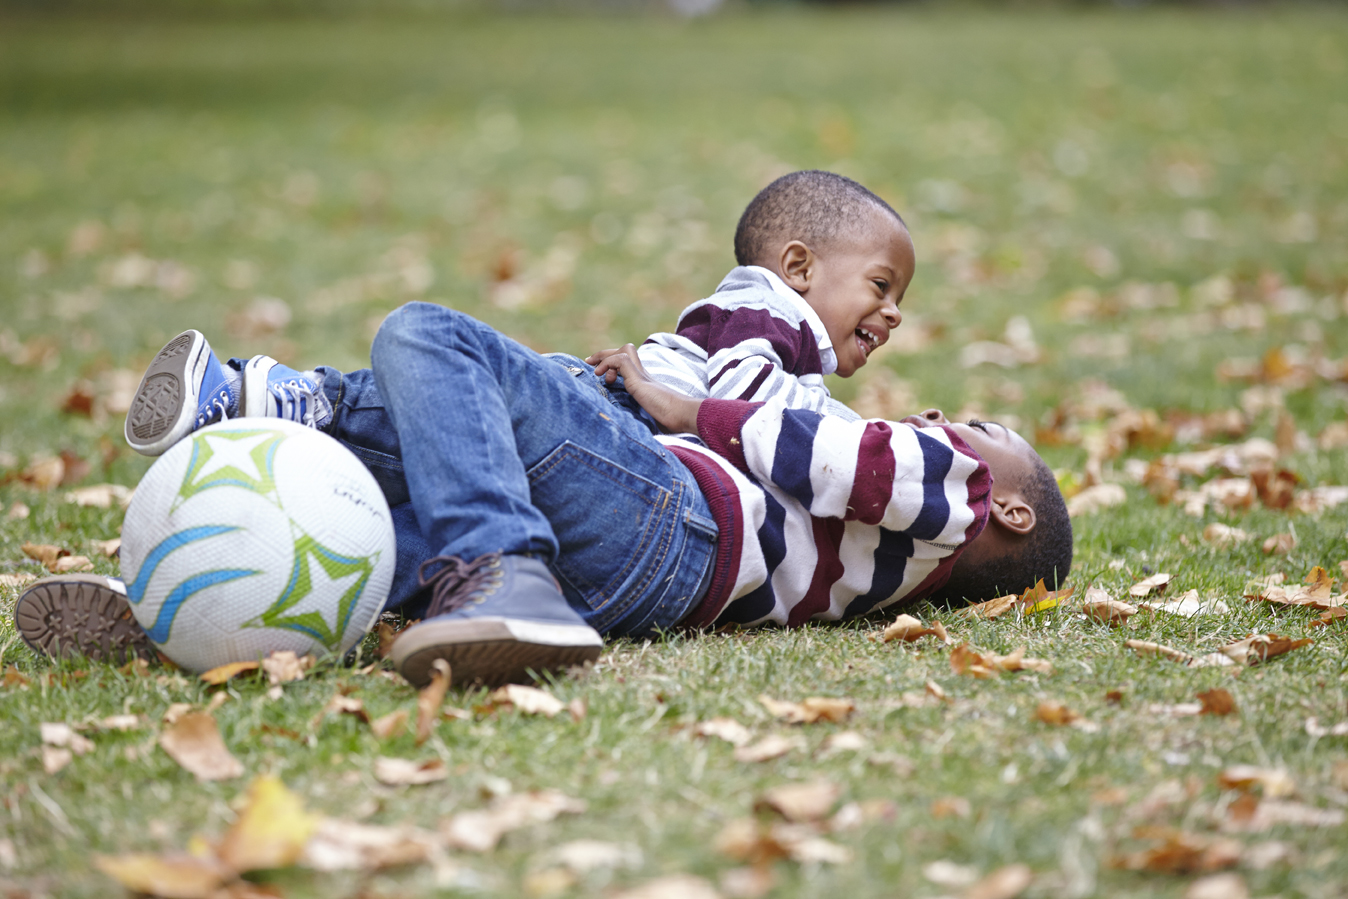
[14,173,1072,688]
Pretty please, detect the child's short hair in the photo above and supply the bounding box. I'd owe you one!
[932,457,1074,605]
[733,170,906,268]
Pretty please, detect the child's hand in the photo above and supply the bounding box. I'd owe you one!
[586,345,702,436]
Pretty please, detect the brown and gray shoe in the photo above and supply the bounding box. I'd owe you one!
[14,574,156,664]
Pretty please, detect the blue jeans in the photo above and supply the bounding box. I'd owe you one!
[314,302,718,638]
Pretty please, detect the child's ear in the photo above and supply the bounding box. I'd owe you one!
[779,241,814,293]
[989,495,1036,536]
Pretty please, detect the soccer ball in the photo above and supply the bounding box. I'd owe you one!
[120,418,396,672]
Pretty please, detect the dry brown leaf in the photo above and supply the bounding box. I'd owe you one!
[818,731,869,757]
[42,745,73,774]
[1129,573,1172,598]
[0,572,38,589]
[1137,589,1229,618]
[300,818,442,872]
[719,866,776,899]
[1202,523,1251,548]
[1310,607,1347,628]
[713,818,849,867]
[162,702,194,726]
[1082,588,1136,626]
[758,694,855,724]
[963,863,1033,899]
[1185,873,1249,899]
[21,456,64,491]
[951,644,1052,678]
[373,756,448,786]
[881,613,950,643]
[1220,799,1345,832]
[931,796,972,819]
[313,693,369,731]
[1034,701,1080,726]
[1066,482,1127,517]
[1218,634,1313,666]
[828,799,897,832]
[566,697,587,720]
[261,651,313,685]
[442,790,586,853]
[40,722,94,754]
[610,874,722,899]
[959,593,1019,620]
[159,711,244,781]
[486,684,565,717]
[1125,639,1194,665]
[5,502,32,521]
[416,658,451,745]
[1198,688,1238,716]
[694,717,752,747]
[94,853,231,899]
[542,839,642,874]
[370,710,408,740]
[1218,766,1296,798]
[1110,829,1242,874]
[1262,533,1296,555]
[216,775,319,872]
[199,661,261,686]
[376,620,400,658]
[52,555,93,573]
[65,483,133,509]
[960,580,1072,620]
[92,537,121,558]
[733,734,804,764]
[754,780,841,823]
[21,542,68,570]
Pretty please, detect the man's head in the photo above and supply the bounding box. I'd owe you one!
[901,409,1073,605]
[734,171,916,378]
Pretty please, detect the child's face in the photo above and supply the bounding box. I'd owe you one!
[788,210,915,378]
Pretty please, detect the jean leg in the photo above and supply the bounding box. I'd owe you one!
[371,303,717,635]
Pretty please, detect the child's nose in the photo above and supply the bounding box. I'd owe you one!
[881,307,901,329]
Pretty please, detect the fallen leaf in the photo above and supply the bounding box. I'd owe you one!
[1197,689,1237,716]
[1110,829,1242,874]
[1129,573,1172,598]
[159,712,244,781]
[1305,717,1348,737]
[65,483,133,509]
[523,866,575,898]
[964,863,1033,899]
[1034,701,1079,726]
[1185,873,1249,899]
[542,839,642,874]
[733,735,804,763]
[21,456,64,491]
[922,860,980,889]
[1218,766,1296,798]
[313,692,369,730]
[5,502,31,521]
[42,745,73,774]
[40,722,94,754]
[718,866,775,899]
[370,710,408,740]
[566,697,587,720]
[1310,607,1347,628]
[951,643,1052,678]
[94,853,231,899]
[1145,702,1204,718]
[97,714,145,731]
[2,667,32,689]
[931,796,972,819]
[882,614,950,643]
[959,593,1019,620]
[712,818,849,866]
[199,661,261,686]
[486,684,565,717]
[695,717,752,747]
[1082,588,1136,626]
[1202,523,1251,548]
[610,874,722,899]
[162,702,194,726]
[442,790,586,853]
[216,775,319,872]
[1262,533,1296,555]
[754,780,841,822]
[1125,639,1194,665]
[21,542,68,570]
[1219,799,1345,832]
[51,555,93,573]
[261,651,313,685]
[1218,634,1313,666]
[818,731,869,757]
[373,756,448,786]
[92,537,121,557]
[300,818,442,872]
[828,798,897,831]
[1066,482,1127,517]
[416,659,451,745]
[758,695,855,724]
[1138,590,1230,618]
[0,572,38,589]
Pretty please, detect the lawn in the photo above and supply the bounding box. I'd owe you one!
[1,6,1346,898]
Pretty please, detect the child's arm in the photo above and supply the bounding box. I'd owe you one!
[589,344,702,435]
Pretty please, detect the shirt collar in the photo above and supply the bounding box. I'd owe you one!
[744,265,837,376]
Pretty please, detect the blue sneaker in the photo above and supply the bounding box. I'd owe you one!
[391,553,604,689]
[241,355,331,428]
[125,330,238,456]
[14,574,156,664]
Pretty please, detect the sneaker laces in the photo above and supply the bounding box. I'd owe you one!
[195,387,233,429]
[270,377,319,426]
[417,553,505,618]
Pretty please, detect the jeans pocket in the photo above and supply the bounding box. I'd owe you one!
[343,444,410,508]
[526,440,675,628]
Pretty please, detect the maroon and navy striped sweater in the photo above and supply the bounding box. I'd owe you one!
[657,397,993,627]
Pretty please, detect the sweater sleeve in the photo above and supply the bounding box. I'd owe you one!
[696,397,992,544]
[677,303,835,414]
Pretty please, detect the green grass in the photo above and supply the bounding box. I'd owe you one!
[2,6,1347,897]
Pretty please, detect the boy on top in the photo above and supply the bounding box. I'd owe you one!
[16,302,1071,688]
[610,169,913,427]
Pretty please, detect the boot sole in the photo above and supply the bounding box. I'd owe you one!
[124,330,208,456]
[392,617,603,689]
[14,574,157,664]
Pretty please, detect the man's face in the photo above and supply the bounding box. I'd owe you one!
[900,409,1038,489]
[799,210,915,378]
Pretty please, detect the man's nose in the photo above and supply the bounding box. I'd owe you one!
[901,408,948,428]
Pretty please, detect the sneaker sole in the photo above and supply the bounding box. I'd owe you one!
[14,574,157,664]
[392,617,603,689]
[124,329,209,456]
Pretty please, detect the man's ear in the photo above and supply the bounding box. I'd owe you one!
[989,494,1036,536]
[778,241,814,293]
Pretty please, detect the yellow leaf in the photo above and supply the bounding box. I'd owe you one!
[216,775,319,872]
[94,853,231,899]
[199,661,261,686]
[159,711,244,781]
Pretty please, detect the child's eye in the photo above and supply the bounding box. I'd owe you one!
[967,419,989,432]
[873,280,889,293]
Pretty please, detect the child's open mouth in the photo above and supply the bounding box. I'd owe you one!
[855,326,881,357]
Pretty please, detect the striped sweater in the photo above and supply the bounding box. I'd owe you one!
[658,398,992,627]
[639,266,859,421]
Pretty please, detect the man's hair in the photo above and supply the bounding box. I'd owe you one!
[931,456,1074,606]
[733,170,906,268]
